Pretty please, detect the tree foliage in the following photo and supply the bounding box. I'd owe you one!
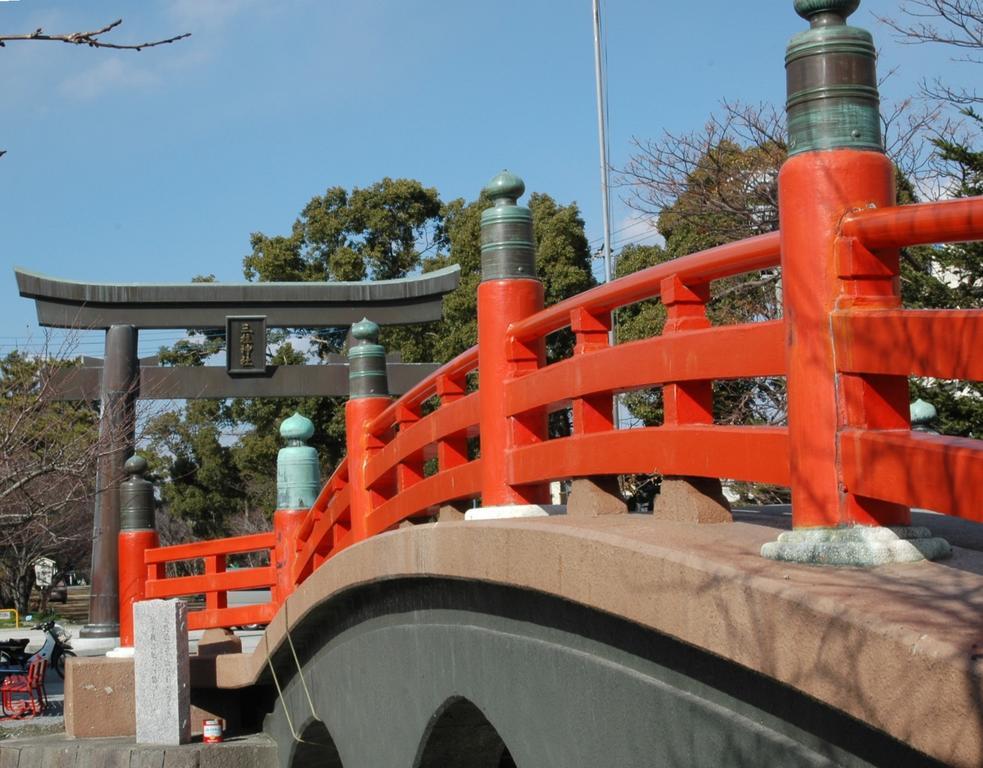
[148,178,594,535]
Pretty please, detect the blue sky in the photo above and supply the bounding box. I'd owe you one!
[0,0,970,359]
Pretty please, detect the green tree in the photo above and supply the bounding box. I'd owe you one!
[149,179,595,534]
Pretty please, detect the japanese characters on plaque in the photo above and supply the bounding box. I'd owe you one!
[226,316,267,375]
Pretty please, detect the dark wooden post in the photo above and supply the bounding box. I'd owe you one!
[82,324,138,639]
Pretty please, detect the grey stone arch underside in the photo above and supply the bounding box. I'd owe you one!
[260,578,948,768]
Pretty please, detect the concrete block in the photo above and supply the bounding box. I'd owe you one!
[129,748,165,768]
[652,476,732,524]
[162,748,199,768]
[437,502,467,521]
[40,745,77,768]
[761,525,953,566]
[14,746,44,767]
[465,504,565,520]
[566,477,627,517]
[196,629,241,658]
[65,656,136,738]
[0,746,21,768]
[134,600,190,745]
[198,740,277,768]
[76,745,133,768]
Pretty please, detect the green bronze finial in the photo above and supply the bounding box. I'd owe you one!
[794,0,859,24]
[910,398,938,433]
[124,454,148,478]
[280,411,315,445]
[786,0,881,155]
[347,317,389,399]
[277,412,320,510]
[120,454,155,531]
[479,170,537,282]
[351,317,380,343]
[483,170,526,206]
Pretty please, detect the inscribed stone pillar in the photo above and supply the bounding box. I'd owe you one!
[134,599,190,745]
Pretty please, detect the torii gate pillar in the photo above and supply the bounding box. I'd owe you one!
[81,325,138,639]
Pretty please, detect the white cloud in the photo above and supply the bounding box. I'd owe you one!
[167,0,261,30]
[613,214,663,249]
[59,57,158,101]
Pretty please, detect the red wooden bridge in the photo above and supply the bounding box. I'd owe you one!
[106,2,983,766]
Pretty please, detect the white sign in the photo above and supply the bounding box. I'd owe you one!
[34,557,56,588]
[0,611,11,621]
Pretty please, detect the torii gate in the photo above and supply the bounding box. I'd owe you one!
[15,265,460,639]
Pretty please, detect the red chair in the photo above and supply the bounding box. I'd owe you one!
[1,658,47,719]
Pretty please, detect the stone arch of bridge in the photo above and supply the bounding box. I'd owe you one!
[413,695,516,768]
[259,569,944,768]
[288,718,344,768]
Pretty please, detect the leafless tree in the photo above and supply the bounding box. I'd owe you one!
[876,0,981,106]
[0,333,153,614]
[0,18,190,52]
[0,339,99,612]
[618,96,952,236]
[0,17,190,158]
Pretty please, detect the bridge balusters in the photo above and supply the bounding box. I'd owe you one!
[763,0,949,563]
[652,277,732,522]
[203,555,227,612]
[477,171,549,508]
[345,319,392,541]
[394,403,424,496]
[435,372,470,519]
[565,307,626,515]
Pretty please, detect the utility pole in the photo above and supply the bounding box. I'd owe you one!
[592,0,620,430]
[592,0,614,297]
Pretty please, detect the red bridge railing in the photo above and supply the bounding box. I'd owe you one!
[143,532,278,632]
[130,189,983,638]
[127,1,983,639]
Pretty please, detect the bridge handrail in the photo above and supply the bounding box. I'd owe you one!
[143,531,278,631]
[509,231,780,343]
[125,3,983,642]
[367,346,479,438]
[841,196,983,250]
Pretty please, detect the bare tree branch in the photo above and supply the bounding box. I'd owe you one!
[0,18,190,51]
[876,1,982,105]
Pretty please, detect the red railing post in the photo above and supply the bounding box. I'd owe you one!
[203,555,227,613]
[346,319,391,541]
[434,372,470,519]
[118,456,158,648]
[652,277,731,523]
[565,307,626,515]
[477,171,549,510]
[763,0,949,564]
[273,412,321,603]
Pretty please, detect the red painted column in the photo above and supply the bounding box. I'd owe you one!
[346,319,392,541]
[273,412,322,603]
[346,397,390,541]
[778,1,909,530]
[117,456,158,648]
[272,509,307,604]
[781,150,909,528]
[651,277,731,523]
[477,171,548,507]
[763,2,948,566]
[660,277,713,428]
[435,373,468,472]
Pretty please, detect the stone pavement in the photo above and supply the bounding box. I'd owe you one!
[0,733,276,767]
